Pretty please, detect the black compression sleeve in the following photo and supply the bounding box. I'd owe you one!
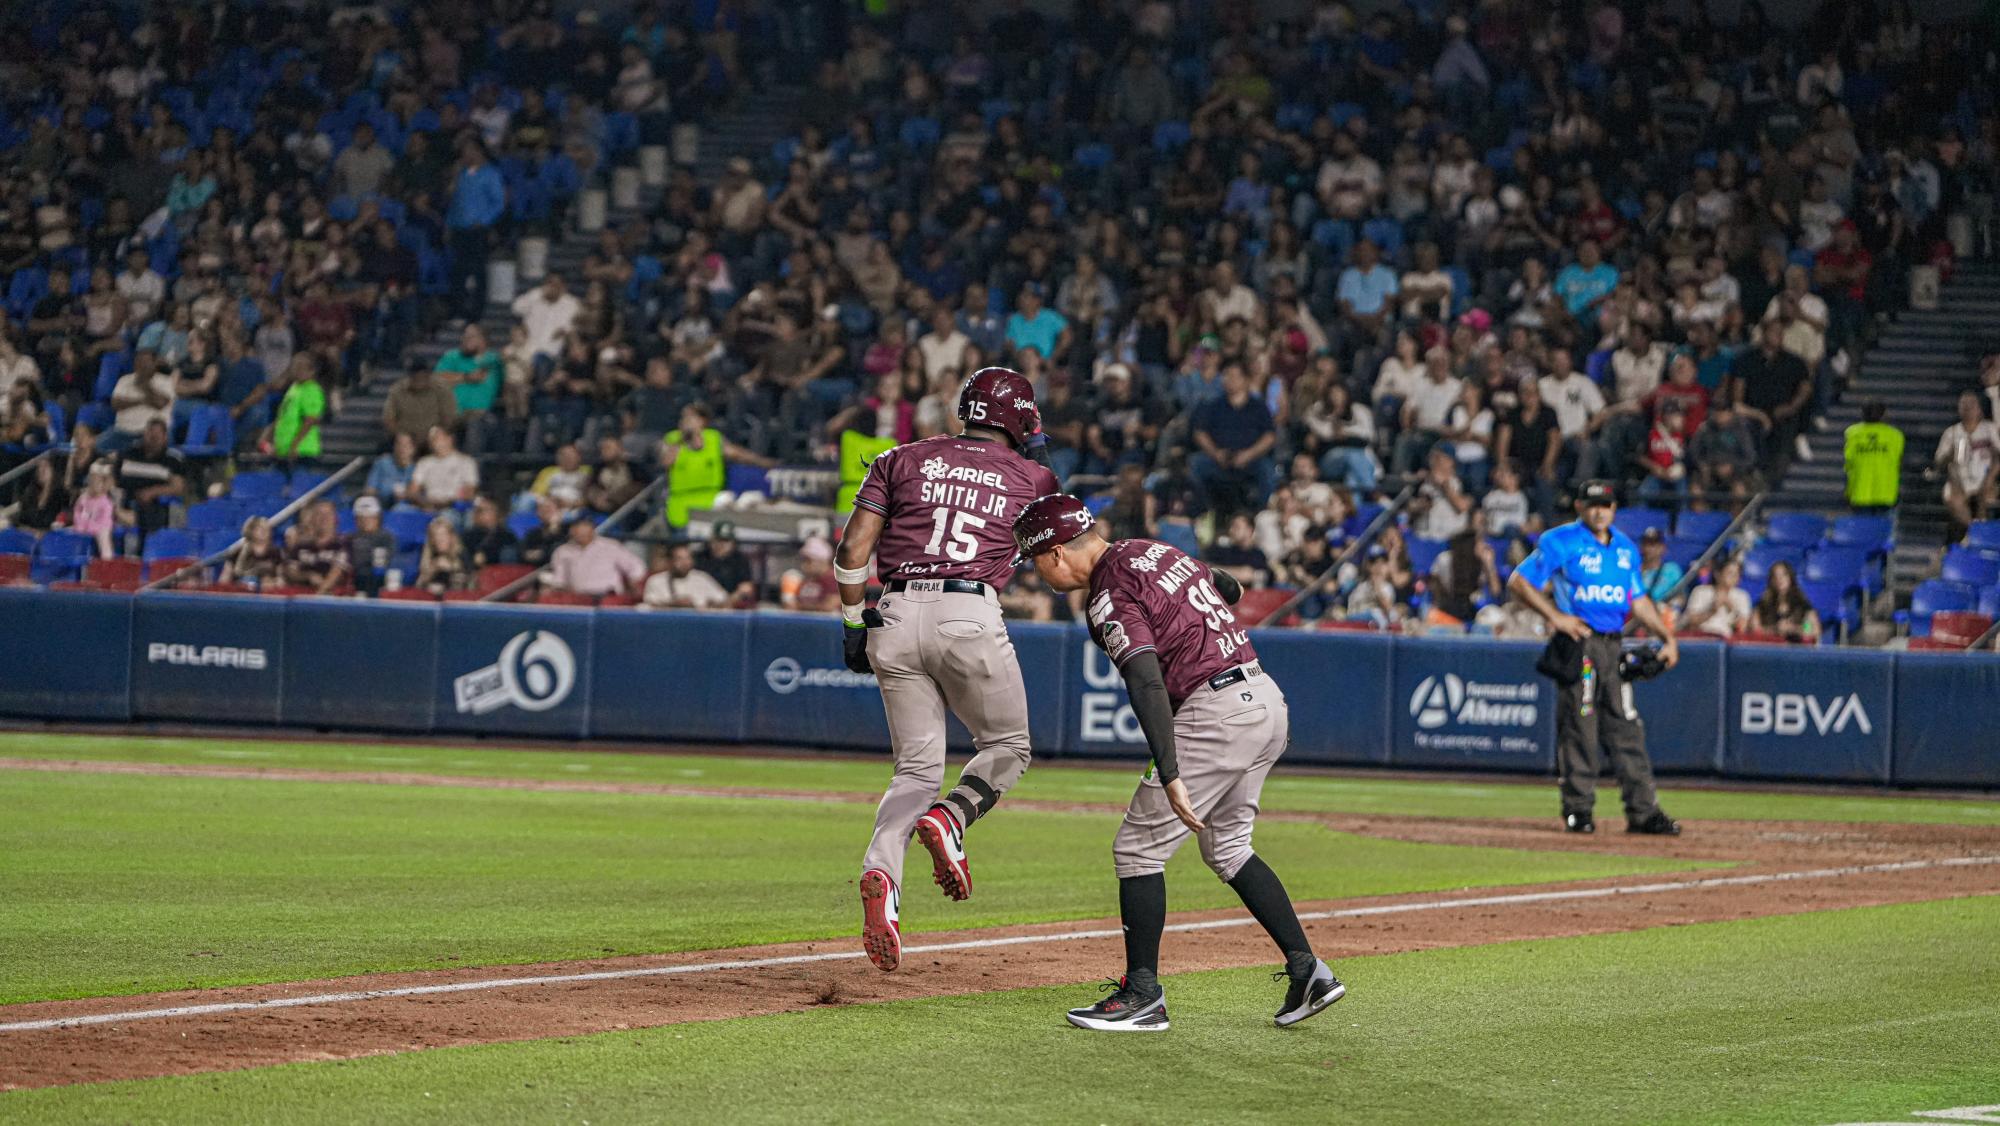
[1022,432,1055,471]
[1118,651,1180,784]
[1210,568,1243,605]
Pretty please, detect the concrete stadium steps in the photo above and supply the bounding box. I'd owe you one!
[317,87,805,465]
[1768,260,2000,615]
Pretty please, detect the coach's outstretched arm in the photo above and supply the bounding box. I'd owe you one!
[836,509,885,673]
[1118,652,1203,832]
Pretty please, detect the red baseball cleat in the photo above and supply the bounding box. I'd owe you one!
[859,869,901,972]
[914,805,972,901]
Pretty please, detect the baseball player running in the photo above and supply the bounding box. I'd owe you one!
[1012,494,1345,1031]
[837,368,1059,972]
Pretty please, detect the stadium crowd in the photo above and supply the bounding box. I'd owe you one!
[0,0,1996,641]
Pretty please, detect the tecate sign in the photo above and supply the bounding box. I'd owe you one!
[1408,673,1540,754]
[146,643,268,669]
[1739,692,1872,736]
[453,630,576,715]
[763,657,876,694]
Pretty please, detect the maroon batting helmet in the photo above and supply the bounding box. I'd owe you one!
[1013,493,1096,557]
[957,367,1040,446]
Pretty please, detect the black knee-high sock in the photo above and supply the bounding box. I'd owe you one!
[1118,873,1166,990]
[1227,854,1313,967]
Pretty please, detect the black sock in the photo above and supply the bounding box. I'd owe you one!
[1118,873,1166,992]
[1227,855,1313,969]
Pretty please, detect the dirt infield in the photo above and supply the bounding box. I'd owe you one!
[5,759,2000,1092]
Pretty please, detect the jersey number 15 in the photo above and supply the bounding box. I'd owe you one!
[925,507,987,561]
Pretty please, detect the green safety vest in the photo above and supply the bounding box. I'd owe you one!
[838,430,897,513]
[1843,422,1904,507]
[664,427,726,526]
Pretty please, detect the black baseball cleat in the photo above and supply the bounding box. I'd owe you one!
[1066,977,1169,1032]
[1274,959,1346,1027]
[1627,811,1683,836]
[1564,812,1595,834]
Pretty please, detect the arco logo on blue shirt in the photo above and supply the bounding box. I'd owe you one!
[1572,584,1630,604]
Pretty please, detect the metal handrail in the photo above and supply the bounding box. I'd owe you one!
[1968,617,2000,652]
[479,473,669,603]
[1263,478,1421,626]
[141,456,368,591]
[0,447,54,491]
[1659,491,1767,610]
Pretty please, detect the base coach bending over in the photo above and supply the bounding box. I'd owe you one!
[1506,481,1683,837]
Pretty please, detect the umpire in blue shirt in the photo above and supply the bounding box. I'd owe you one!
[1507,482,1683,837]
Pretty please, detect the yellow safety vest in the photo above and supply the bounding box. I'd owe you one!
[664,427,726,526]
[838,429,898,513]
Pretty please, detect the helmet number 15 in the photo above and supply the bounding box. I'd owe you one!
[925,507,987,562]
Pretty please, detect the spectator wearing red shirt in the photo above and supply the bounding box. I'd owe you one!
[1569,178,1624,252]
[294,279,356,392]
[1642,352,1711,436]
[1813,219,1874,359]
[1637,398,1691,507]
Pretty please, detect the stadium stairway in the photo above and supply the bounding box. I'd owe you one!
[318,87,804,466]
[1767,260,2000,614]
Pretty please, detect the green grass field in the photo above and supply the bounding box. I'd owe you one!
[2,733,1995,1124]
[8,897,1997,1125]
[7,731,1999,825]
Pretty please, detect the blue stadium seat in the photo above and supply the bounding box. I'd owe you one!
[1980,585,2000,618]
[231,469,288,499]
[185,500,244,534]
[1151,121,1191,152]
[1828,514,1894,554]
[1155,520,1200,557]
[288,469,330,497]
[76,402,114,436]
[1406,536,1447,576]
[1965,522,2000,552]
[1742,543,1803,585]
[1941,549,2000,588]
[180,404,235,458]
[1803,546,1874,593]
[1360,216,1403,257]
[897,116,940,151]
[383,509,431,550]
[33,529,96,583]
[1762,511,1828,547]
[1584,350,1612,385]
[1906,580,1977,637]
[1662,537,1704,569]
[507,511,543,540]
[1798,579,1858,635]
[141,528,200,560]
[1071,142,1112,170]
[1613,507,1669,540]
[1674,510,1730,544]
[6,266,47,321]
[0,527,39,556]
[94,351,132,401]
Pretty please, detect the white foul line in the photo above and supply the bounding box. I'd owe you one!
[3,855,1995,1035]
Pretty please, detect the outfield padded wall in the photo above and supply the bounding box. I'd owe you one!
[0,588,1994,786]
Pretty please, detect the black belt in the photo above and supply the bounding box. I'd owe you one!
[1206,662,1261,692]
[1590,630,1624,639]
[885,578,989,596]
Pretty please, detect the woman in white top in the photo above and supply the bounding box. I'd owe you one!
[1443,380,1495,493]
[1682,558,1754,638]
[1937,390,2000,532]
[1302,378,1378,492]
[1371,329,1425,407]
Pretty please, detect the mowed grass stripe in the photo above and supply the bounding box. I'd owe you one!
[0,770,1697,1005]
[7,897,1997,1125]
[6,731,1998,826]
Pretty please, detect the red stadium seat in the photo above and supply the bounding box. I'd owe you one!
[1231,588,1295,627]
[85,558,145,590]
[537,589,598,607]
[1315,618,1380,632]
[599,593,638,607]
[475,563,538,594]
[1929,612,1992,649]
[0,555,30,584]
[145,556,204,585]
[1907,636,1967,651]
[441,589,484,601]
[46,580,101,592]
[377,587,440,602]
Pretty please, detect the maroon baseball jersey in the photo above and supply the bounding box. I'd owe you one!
[1085,538,1256,708]
[853,435,1059,588]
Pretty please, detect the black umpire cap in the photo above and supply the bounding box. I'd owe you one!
[1579,481,1617,507]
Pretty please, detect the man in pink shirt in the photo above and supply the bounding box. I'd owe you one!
[543,518,644,597]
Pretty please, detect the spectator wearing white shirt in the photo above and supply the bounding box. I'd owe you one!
[1443,380,1496,493]
[1683,558,1754,638]
[409,426,480,512]
[1762,265,1829,370]
[1938,390,2000,537]
[114,248,165,326]
[1392,346,1463,474]
[545,517,644,598]
[917,303,969,380]
[1372,330,1425,407]
[641,542,731,609]
[1538,348,1608,483]
[1610,324,1669,405]
[1399,241,1454,321]
[107,349,176,450]
[1198,261,1262,327]
[1411,446,1473,541]
[1316,131,1383,220]
[511,273,582,364]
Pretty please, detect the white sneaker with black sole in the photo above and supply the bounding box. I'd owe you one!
[1066,977,1170,1032]
[1275,959,1347,1027]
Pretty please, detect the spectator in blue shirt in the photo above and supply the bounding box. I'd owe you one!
[1554,239,1619,326]
[1004,283,1071,365]
[446,137,508,321]
[1189,362,1278,516]
[1635,526,1683,601]
[1334,238,1398,363]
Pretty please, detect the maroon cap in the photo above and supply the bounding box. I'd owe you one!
[958,367,1040,446]
[1013,493,1095,556]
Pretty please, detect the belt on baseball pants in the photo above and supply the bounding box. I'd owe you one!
[1205,661,1262,692]
[884,578,989,596]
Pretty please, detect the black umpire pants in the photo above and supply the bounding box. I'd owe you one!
[1556,632,1663,821]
